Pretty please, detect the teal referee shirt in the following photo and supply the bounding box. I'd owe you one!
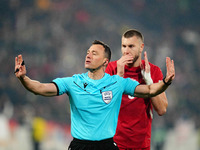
[52,72,139,141]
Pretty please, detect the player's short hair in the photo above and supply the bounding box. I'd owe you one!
[92,40,111,62]
[123,29,144,42]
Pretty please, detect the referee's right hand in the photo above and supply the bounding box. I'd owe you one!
[15,54,26,79]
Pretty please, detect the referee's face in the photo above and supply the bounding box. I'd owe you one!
[85,44,107,70]
[121,36,144,64]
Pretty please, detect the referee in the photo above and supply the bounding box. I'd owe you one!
[14,40,175,150]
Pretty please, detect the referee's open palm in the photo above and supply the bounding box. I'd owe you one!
[15,54,26,79]
[165,57,175,83]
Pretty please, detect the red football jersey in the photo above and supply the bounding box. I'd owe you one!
[105,60,163,149]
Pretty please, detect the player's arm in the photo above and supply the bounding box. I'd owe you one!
[15,55,57,97]
[134,57,175,98]
[151,92,168,116]
[141,51,168,115]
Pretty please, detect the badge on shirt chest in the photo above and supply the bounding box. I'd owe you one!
[102,91,113,104]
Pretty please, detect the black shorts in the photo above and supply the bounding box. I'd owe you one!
[68,137,119,150]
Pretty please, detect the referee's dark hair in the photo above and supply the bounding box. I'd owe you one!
[123,29,144,43]
[92,40,111,62]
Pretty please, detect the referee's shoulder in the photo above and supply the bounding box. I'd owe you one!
[105,73,123,81]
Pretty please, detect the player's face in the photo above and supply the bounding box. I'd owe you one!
[85,44,107,70]
[121,36,144,64]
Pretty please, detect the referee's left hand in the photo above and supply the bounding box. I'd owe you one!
[164,57,175,84]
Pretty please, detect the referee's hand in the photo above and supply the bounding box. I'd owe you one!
[14,54,26,79]
[164,57,175,85]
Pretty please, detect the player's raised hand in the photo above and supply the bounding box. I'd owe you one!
[141,51,153,85]
[144,51,150,73]
[14,54,26,79]
[117,54,133,67]
[164,57,175,85]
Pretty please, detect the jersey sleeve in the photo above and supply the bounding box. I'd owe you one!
[52,77,72,95]
[122,78,140,96]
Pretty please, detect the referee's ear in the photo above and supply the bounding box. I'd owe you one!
[103,59,109,66]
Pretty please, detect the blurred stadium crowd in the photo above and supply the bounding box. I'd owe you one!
[0,0,200,150]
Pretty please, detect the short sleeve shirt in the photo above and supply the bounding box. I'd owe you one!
[52,72,139,141]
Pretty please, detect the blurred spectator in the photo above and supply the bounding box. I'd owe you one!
[32,116,46,150]
[0,93,13,149]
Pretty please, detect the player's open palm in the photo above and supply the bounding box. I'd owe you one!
[15,54,26,79]
[143,51,150,73]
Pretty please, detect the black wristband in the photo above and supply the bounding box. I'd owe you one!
[163,76,171,85]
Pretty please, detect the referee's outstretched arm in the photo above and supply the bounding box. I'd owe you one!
[15,54,57,97]
[15,54,175,98]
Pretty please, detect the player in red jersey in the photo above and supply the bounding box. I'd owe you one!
[105,29,168,150]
